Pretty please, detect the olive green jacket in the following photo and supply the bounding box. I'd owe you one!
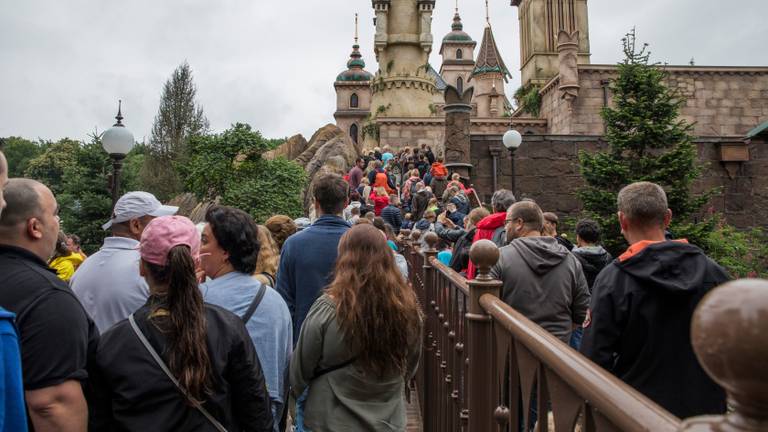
[290,294,422,432]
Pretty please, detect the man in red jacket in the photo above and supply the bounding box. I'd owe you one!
[466,189,516,279]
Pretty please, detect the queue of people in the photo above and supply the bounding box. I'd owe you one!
[0,145,423,432]
[0,141,737,431]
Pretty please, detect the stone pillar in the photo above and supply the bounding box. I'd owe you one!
[443,84,474,179]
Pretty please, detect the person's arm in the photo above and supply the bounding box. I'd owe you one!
[228,321,274,432]
[580,269,623,371]
[290,298,331,397]
[571,259,591,326]
[394,208,403,229]
[275,242,295,322]
[19,292,93,432]
[26,381,87,432]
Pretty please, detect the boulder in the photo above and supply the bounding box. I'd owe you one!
[263,134,309,161]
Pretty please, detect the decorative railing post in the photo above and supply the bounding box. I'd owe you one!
[422,232,439,432]
[681,279,768,432]
[465,240,501,431]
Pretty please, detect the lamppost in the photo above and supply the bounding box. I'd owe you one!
[102,100,135,209]
[502,129,522,196]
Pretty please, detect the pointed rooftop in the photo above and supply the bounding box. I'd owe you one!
[336,14,373,83]
[472,25,511,82]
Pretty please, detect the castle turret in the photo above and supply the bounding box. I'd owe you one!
[439,5,476,96]
[511,0,591,86]
[334,14,373,146]
[369,0,439,124]
[470,9,512,119]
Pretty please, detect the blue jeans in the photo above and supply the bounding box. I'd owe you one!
[294,389,310,432]
[569,327,583,350]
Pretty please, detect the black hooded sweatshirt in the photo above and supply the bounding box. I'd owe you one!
[580,241,728,419]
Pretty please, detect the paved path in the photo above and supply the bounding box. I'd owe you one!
[405,387,423,432]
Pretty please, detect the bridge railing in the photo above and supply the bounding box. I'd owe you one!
[400,230,767,432]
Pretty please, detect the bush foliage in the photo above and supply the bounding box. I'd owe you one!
[181,123,306,222]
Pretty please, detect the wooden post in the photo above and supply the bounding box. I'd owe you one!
[466,240,502,431]
[422,232,439,432]
[681,279,768,432]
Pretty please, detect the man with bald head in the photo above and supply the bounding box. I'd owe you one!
[489,200,590,344]
[580,182,727,418]
[0,178,99,432]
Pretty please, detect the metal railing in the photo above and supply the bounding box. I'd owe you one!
[400,229,768,432]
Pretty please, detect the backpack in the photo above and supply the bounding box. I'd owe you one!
[409,179,420,198]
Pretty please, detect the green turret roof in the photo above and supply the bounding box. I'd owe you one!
[442,11,473,43]
[336,44,373,82]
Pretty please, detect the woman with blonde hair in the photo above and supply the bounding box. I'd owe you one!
[369,186,389,216]
[254,225,280,287]
[290,224,422,431]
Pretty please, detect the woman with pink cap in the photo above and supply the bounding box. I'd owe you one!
[91,215,273,431]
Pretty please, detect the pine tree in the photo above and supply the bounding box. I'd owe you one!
[578,29,713,254]
[141,61,209,201]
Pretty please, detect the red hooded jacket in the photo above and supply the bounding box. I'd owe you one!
[466,212,507,279]
[369,192,390,216]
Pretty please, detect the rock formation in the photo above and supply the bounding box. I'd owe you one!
[266,123,361,216]
[263,134,308,161]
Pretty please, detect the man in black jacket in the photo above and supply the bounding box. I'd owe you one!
[581,182,728,419]
[380,195,403,233]
[435,207,489,275]
[571,219,613,291]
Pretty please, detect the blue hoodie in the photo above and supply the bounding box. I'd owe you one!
[276,215,350,344]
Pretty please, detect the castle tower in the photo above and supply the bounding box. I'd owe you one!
[334,14,373,146]
[369,0,439,122]
[470,5,511,119]
[512,0,591,86]
[439,3,476,96]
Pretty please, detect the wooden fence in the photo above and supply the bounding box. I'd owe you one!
[400,229,768,432]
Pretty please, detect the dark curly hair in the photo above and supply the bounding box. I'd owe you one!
[205,206,260,274]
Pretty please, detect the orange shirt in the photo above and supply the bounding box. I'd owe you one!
[619,239,689,262]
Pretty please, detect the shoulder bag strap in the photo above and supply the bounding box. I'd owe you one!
[128,314,228,432]
[241,283,268,324]
[259,272,276,288]
[309,356,358,381]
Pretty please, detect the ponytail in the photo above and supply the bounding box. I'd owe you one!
[145,245,212,403]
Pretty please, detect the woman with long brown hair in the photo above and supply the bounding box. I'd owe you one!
[290,224,423,432]
[92,215,273,431]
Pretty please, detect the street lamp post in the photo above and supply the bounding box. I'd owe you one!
[102,100,135,209]
[502,129,522,196]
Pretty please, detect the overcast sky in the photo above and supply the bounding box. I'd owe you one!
[1,0,765,143]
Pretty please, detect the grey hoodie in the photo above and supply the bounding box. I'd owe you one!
[490,236,590,343]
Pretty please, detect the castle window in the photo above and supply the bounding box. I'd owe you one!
[350,93,359,108]
[457,77,464,94]
[456,49,463,60]
[350,124,359,144]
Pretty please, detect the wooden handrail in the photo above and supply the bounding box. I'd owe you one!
[479,294,681,432]
[429,256,469,295]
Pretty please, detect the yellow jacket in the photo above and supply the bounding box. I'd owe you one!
[49,253,84,282]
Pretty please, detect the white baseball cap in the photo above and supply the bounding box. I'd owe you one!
[102,191,179,230]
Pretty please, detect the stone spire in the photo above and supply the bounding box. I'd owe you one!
[470,9,512,119]
[472,25,511,82]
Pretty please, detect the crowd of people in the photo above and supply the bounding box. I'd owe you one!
[0,141,734,431]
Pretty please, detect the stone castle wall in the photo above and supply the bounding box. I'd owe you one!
[540,65,768,137]
[469,134,768,230]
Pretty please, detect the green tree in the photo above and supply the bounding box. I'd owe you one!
[578,29,713,254]
[24,137,113,253]
[181,123,306,222]
[141,61,209,201]
[1,137,45,177]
